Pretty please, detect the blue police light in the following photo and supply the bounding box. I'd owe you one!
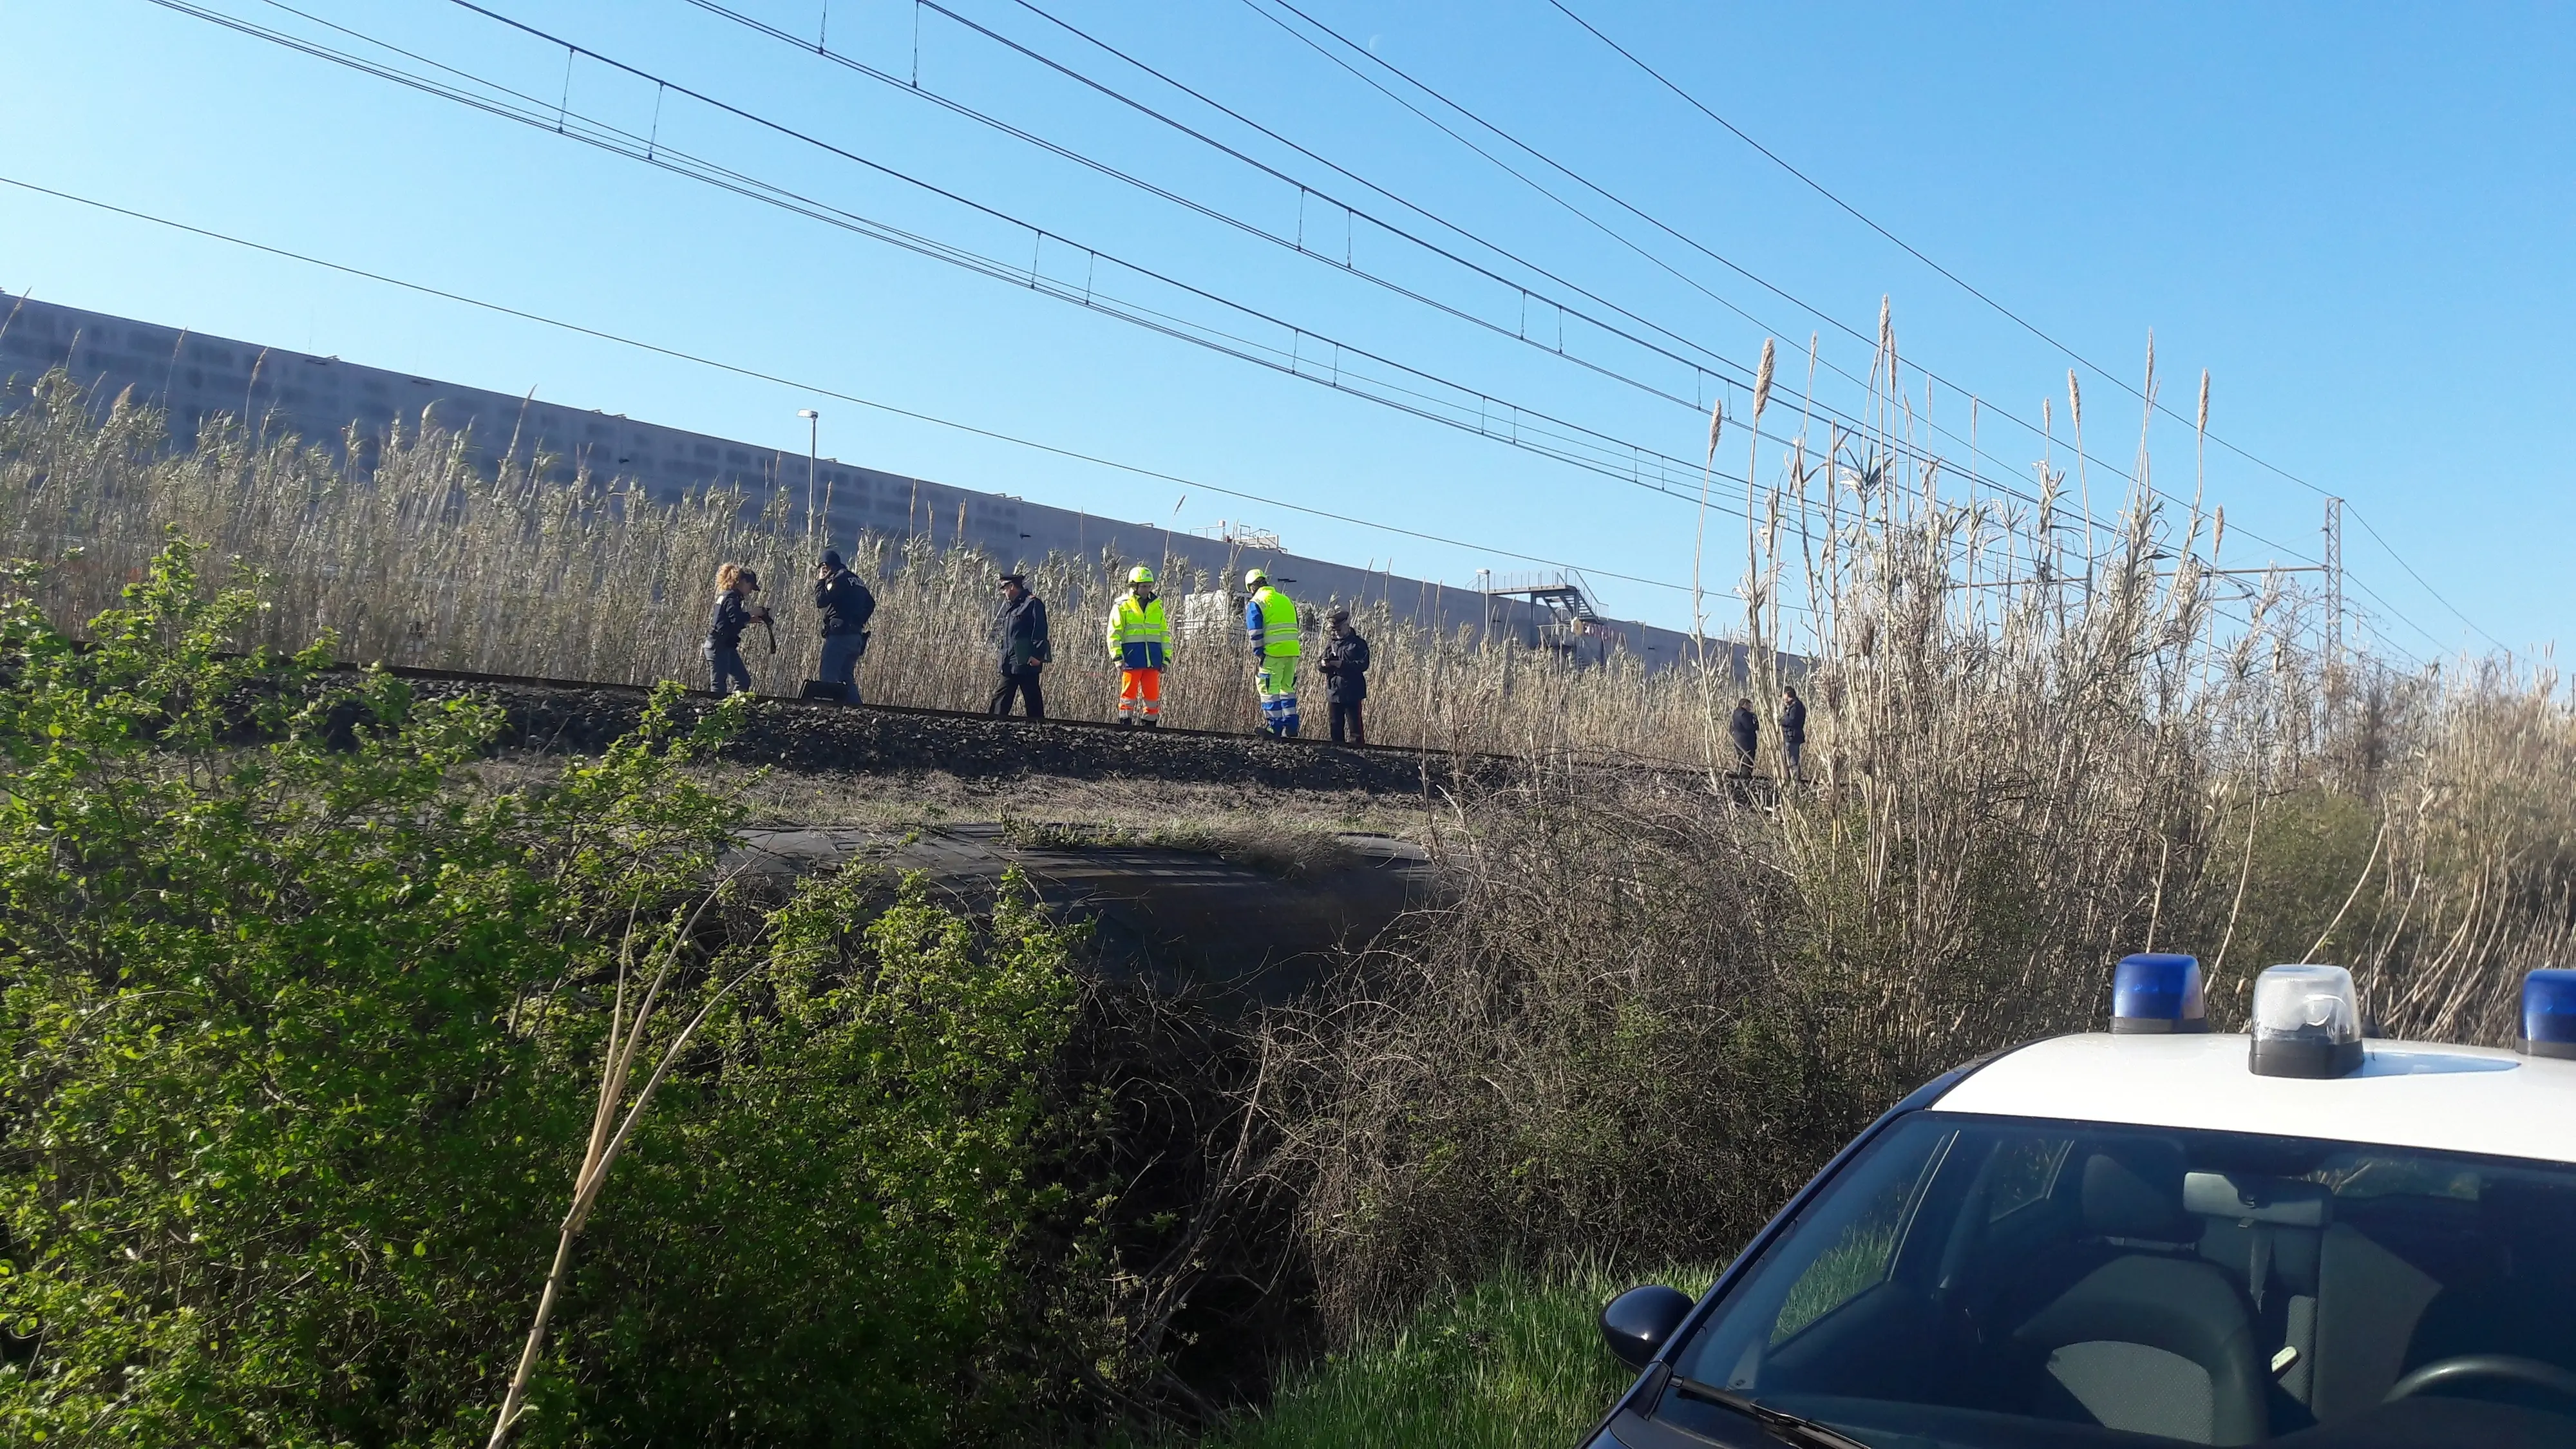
[2520,969,2576,1061]
[2110,952,2208,1034]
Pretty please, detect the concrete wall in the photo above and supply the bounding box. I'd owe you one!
[0,289,1713,670]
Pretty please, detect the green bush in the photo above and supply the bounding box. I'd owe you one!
[0,538,1090,1447]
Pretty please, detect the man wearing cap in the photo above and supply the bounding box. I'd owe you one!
[1318,607,1370,746]
[812,549,876,702]
[1242,567,1302,737]
[989,572,1052,720]
[1106,564,1170,728]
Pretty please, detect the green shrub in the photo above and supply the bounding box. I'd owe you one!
[0,538,1090,1447]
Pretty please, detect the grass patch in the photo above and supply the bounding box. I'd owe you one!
[1195,1264,1702,1449]
[1142,818,1359,880]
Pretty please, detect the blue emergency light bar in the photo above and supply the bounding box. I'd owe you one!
[2521,969,2576,1061]
[2110,952,2208,1034]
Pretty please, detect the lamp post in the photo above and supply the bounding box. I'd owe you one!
[797,409,820,553]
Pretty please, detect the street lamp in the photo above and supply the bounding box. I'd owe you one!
[797,409,820,553]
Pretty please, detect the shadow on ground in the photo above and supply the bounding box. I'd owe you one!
[733,823,1438,1010]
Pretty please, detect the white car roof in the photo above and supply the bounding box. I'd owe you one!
[1929,1032,2576,1165]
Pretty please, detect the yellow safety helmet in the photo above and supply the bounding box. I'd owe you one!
[1244,567,1269,588]
[1128,564,1156,585]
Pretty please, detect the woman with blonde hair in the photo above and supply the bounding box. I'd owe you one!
[704,561,768,697]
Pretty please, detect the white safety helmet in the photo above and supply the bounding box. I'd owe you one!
[1244,567,1269,589]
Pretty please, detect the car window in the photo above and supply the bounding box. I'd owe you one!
[1770,1139,1937,1342]
[1658,1114,2576,1447]
[1985,1135,2070,1222]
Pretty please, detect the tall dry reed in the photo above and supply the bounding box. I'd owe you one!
[0,372,1724,764]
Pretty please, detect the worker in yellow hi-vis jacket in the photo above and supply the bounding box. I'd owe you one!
[1106,565,1170,728]
[1243,566,1301,737]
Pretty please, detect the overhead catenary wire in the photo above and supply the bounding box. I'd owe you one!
[156,0,1775,517]
[700,0,2149,565]
[261,0,2331,627]
[1235,0,2338,575]
[167,0,2054,596]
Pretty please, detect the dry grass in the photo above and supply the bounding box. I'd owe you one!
[0,372,1713,763]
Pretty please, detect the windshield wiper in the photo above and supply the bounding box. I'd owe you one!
[1668,1374,1876,1449]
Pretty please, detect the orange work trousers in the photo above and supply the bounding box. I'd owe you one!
[1118,668,1163,723]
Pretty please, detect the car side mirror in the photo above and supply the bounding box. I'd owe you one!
[1599,1285,1694,1370]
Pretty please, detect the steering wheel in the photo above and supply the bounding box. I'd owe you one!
[2383,1354,2576,1404]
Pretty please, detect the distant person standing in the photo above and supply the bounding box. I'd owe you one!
[1728,696,1758,775]
[1779,684,1807,782]
[811,549,876,701]
[705,562,768,698]
[989,571,1052,719]
[1243,567,1302,737]
[1105,564,1170,728]
[1318,607,1371,746]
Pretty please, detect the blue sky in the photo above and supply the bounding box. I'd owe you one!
[1,0,2569,658]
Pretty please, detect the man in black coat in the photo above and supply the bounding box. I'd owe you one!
[1779,684,1808,783]
[1728,696,1758,775]
[1318,608,1371,745]
[989,573,1052,719]
[813,549,876,701]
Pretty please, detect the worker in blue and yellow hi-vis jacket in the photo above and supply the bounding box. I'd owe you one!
[1106,564,1171,728]
[1242,566,1302,737]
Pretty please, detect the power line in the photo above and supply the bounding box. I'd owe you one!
[158,0,1768,517]
[442,0,2331,625]
[2345,506,2513,656]
[1236,0,2336,575]
[0,171,1710,603]
[696,0,2102,544]
[194,0,2088,603]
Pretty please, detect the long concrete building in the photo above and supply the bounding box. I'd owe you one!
[0,290,1709,670]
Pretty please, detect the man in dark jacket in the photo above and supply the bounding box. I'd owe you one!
[812,549,876,701]
[1318,608,1370,746]
[1779,684,1807,783]
[989,573,1051,719]
[1728,696,1758,775]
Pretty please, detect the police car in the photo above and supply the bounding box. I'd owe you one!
[1586,960,2576,1448]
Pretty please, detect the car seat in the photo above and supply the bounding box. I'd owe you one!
[2014,1141,2268,1444]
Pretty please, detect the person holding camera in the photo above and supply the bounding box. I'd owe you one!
[812,549,876,701]
[705,562,770,698]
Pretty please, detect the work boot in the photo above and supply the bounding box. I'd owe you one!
[1141,719,1159,730]
[1117,718,1133,729]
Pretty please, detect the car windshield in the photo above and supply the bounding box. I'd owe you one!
[1653,1112,2576,1448]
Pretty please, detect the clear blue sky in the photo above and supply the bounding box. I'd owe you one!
[2,0,2569,658]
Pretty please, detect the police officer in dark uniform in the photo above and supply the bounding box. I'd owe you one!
[812,549,876,701]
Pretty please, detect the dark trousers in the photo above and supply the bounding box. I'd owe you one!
[819,634,864,698]
[706,642,752,697]
[1329,699,1365,745]
[1732,738,1756,774]
[1784,737,1804,781]
[989,668,1045,719]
